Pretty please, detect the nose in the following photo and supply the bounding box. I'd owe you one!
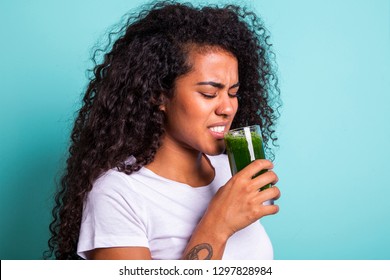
[215,94,237,117]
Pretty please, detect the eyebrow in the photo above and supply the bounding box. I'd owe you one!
[196,81,240,89]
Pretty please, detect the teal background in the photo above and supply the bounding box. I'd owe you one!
[1,0,389,260]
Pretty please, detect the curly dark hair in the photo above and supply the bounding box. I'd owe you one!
[45,0,281,259]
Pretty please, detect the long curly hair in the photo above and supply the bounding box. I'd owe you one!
[45,0,281,259]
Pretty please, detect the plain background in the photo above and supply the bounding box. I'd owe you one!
[1,0,389,260]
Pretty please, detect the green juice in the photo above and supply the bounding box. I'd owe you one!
[224,131,271,191]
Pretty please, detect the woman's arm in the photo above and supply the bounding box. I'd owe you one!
[87,247,152,260]
[181,159,280,260]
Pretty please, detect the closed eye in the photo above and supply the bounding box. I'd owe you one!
[199,92,217,98]
[228,88,239,97]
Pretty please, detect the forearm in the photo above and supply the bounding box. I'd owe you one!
[181,214,229,260]
[181,161,280,260]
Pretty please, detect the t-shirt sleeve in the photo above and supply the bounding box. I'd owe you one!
[77,171,149,259]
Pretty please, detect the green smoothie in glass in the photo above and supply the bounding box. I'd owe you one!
[224,125,272,204]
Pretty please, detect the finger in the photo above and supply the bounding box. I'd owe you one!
[262,204,280,216]
[254,186,281,203]
[239,159,274,179]
[272,185,281,200]
[250,170,279,190]
[251,203,280,218]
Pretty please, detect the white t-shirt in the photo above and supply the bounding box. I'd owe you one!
[77,154,273,259]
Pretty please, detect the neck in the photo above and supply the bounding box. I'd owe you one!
[146,137,214,187]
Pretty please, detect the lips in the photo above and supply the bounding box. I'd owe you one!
[209,126,225,133]
[208,123,229,139]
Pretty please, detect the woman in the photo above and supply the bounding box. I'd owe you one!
[46,0,281,260]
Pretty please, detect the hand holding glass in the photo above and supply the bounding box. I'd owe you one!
[224,125,273,205]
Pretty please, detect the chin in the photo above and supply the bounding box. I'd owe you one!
[204,145,225,156]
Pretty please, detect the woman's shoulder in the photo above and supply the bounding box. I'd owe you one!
[94,168,128,185]
[91,169,139,196]
[91,167,166,196]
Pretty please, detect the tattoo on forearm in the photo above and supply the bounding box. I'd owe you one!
[184,243,213,260]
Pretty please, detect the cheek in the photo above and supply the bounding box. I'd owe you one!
[232,99,239,116]
[165,100,196,131]
[175,98,208,120]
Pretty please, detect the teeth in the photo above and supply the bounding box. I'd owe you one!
[210,126,225,133]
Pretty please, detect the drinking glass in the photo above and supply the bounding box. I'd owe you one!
[224,125,273,205]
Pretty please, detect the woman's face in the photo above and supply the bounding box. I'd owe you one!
[162,48,239,156]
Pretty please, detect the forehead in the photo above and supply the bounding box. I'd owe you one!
[181,48,239,82]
